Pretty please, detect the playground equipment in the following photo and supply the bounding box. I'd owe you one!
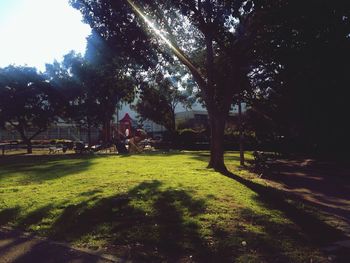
[114,113,148,154]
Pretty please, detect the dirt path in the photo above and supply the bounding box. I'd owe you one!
[266,158,350,236]
[0,228,120,263]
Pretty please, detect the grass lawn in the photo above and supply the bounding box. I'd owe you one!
[0,151,342,262]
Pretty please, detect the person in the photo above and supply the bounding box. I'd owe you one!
[125,128,130,138]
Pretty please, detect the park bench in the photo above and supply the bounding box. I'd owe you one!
[252,151,278,178]
[0,143,8,155]
[0,142,18,155]
[93,143,117,153]
[74,142,92,154]
[48,145,67,154]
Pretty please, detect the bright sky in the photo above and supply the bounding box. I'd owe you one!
[0,0,91,71]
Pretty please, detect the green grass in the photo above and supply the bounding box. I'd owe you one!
[0,151,338,262]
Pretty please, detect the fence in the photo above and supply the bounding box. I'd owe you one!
[0,126,100,143]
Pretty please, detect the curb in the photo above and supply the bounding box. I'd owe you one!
[0,226,127,263]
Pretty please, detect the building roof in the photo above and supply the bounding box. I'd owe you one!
[120,113,134,123]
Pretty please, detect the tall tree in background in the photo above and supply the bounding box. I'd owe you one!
[47,32,136,145]
[0,66,62,153]
[46,52,101,146]
[134,73,194,133]
[85,32,136,142]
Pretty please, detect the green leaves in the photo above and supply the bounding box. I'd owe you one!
[0,66,62,140]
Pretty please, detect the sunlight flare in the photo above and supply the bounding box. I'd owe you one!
[126,0,200,76]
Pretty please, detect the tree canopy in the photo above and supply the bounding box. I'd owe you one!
[134,72,194,133]
[1,0,348,161]
[70,0,258,171]
[0,66,62,153]
[244,0,350,154]
[46,32,137,144]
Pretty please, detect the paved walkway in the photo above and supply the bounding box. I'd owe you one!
[0,228,121,263]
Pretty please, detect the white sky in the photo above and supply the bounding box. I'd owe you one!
[0,0,91,71]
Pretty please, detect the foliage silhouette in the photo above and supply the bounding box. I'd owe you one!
[0,66,63,153]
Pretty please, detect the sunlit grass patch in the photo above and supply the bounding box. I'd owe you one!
[0,151,331,262]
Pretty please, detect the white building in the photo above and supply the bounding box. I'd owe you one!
[115,102,246,134]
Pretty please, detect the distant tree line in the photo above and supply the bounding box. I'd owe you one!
[0,32,138,153]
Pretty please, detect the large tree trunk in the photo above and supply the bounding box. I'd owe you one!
[208,114,227,172]
[167,110,177,140]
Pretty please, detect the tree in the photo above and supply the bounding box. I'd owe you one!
[134,70,195,133]
[84,33,136,142]
[71,0,259,172]
[46,52,101,146]
[72,0,350,167]
[47,33,136,145]
[244,0,350,155]
[0,66,62,153]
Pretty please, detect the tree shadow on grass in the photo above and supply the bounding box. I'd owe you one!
[16,205,53,230]
[0,155,96,183]
[47,180,213,262]
[209,206,335,263]
[0,207,20,226]
[221,170,345,246]
[186,152,346,244]
[186,151,242,164]
[1,179,339,262]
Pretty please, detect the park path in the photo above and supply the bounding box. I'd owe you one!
[267,158,350,236]
[0,227,122,263]
[265,157,350,259]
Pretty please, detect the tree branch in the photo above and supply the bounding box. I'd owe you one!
[127,0,208,95]
[29,128,46,141]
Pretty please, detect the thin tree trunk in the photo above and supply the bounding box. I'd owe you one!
[169,109,176,139]
[108,120,111,141]
[104,119,111,142]
[208,114,227,172]
[116,105,120,139]
[87,117,92,148]
[18,128,32,154]
[238,99,245,166]
[171,110,176,133]
[26,139,32,154]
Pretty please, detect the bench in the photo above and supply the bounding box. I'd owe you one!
[48,145,67,154]
[252,151,277,177]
